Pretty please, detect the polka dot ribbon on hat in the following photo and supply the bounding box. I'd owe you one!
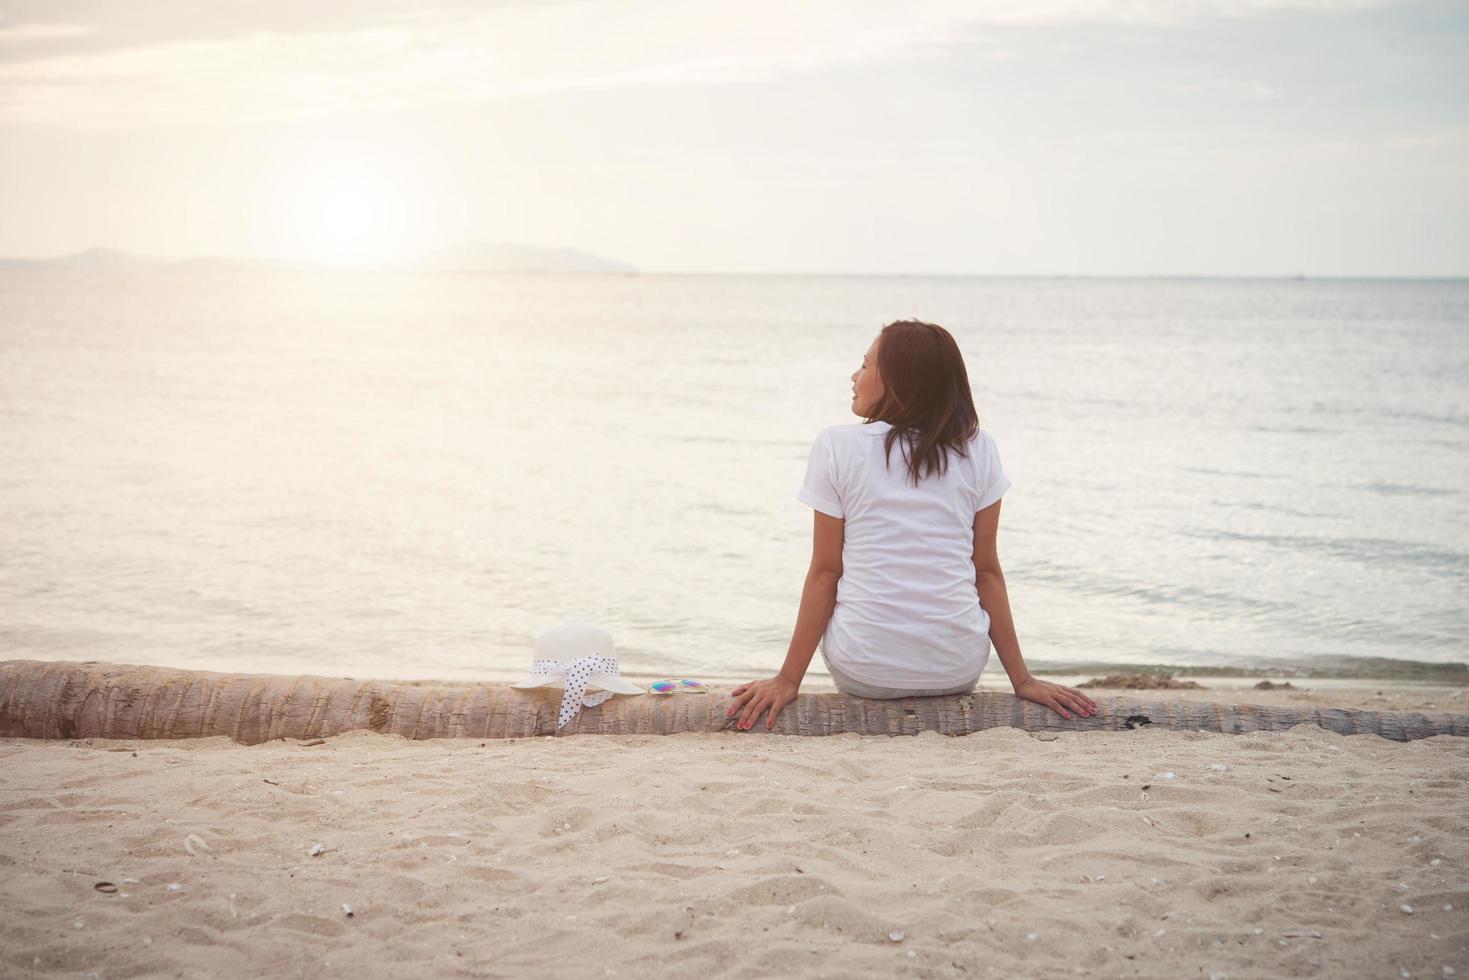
[527,655,619,731]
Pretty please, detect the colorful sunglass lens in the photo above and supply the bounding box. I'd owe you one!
[649,679,706,692]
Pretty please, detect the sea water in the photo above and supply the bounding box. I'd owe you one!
[1,269,1465,685]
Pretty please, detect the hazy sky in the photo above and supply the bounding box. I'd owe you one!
[1,0,1465,274]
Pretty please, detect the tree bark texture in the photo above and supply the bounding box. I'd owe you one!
[2,659,1465,745]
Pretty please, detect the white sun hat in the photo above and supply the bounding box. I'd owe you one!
[510,623,644,730]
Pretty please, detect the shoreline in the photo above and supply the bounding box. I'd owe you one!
[8,651,1466,693]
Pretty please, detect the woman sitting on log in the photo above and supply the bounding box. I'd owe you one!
[727,319,1099,730]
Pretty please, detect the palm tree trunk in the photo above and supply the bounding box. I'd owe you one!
[1,659,1464,744]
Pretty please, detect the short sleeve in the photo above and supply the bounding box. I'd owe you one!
[796,428,845,518]
[974,431,1011,512]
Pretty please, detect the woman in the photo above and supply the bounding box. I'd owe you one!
[727,319,1097,730]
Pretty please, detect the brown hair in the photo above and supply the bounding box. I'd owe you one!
[862,319,980,487]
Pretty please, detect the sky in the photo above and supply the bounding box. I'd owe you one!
[0,0,1466,275]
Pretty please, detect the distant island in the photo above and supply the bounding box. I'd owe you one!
[0,247,153,271]
[0,242,638,275]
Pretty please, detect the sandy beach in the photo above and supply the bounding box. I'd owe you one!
[2,682,1466,980]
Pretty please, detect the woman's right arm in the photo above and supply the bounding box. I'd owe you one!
[728,509,844,730]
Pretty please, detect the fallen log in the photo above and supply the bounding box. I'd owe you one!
[1,659,1464,744]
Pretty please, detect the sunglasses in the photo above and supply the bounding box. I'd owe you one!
[647,679,708,694]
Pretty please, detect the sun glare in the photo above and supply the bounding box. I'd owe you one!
[271,147,422,267]
[307,177,382,265]
[296,174,405,266]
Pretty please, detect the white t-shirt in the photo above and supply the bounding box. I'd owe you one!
[796,419,1011,689]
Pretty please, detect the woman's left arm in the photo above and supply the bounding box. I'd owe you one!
[973,499,1098,719]
[728,510,844,730]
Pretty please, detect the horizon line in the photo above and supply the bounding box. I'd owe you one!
[3,265,1465,282]
[1,250,1465,281]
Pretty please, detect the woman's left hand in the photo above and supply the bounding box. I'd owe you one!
[727,676,800,730]
[1014,676,1098,720]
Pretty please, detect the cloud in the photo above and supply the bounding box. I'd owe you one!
[0,23,94,42]
[1170,76,1280,100]
[0,0,1415,128]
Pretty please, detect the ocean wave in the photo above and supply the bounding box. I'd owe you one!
[1355,481,1457,498]
[1183,528,1469,579]
[1028,653,1469,682]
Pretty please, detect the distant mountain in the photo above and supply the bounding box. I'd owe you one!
[0,247,155,270]
[417,242,636,274]
[58,247,155,270]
